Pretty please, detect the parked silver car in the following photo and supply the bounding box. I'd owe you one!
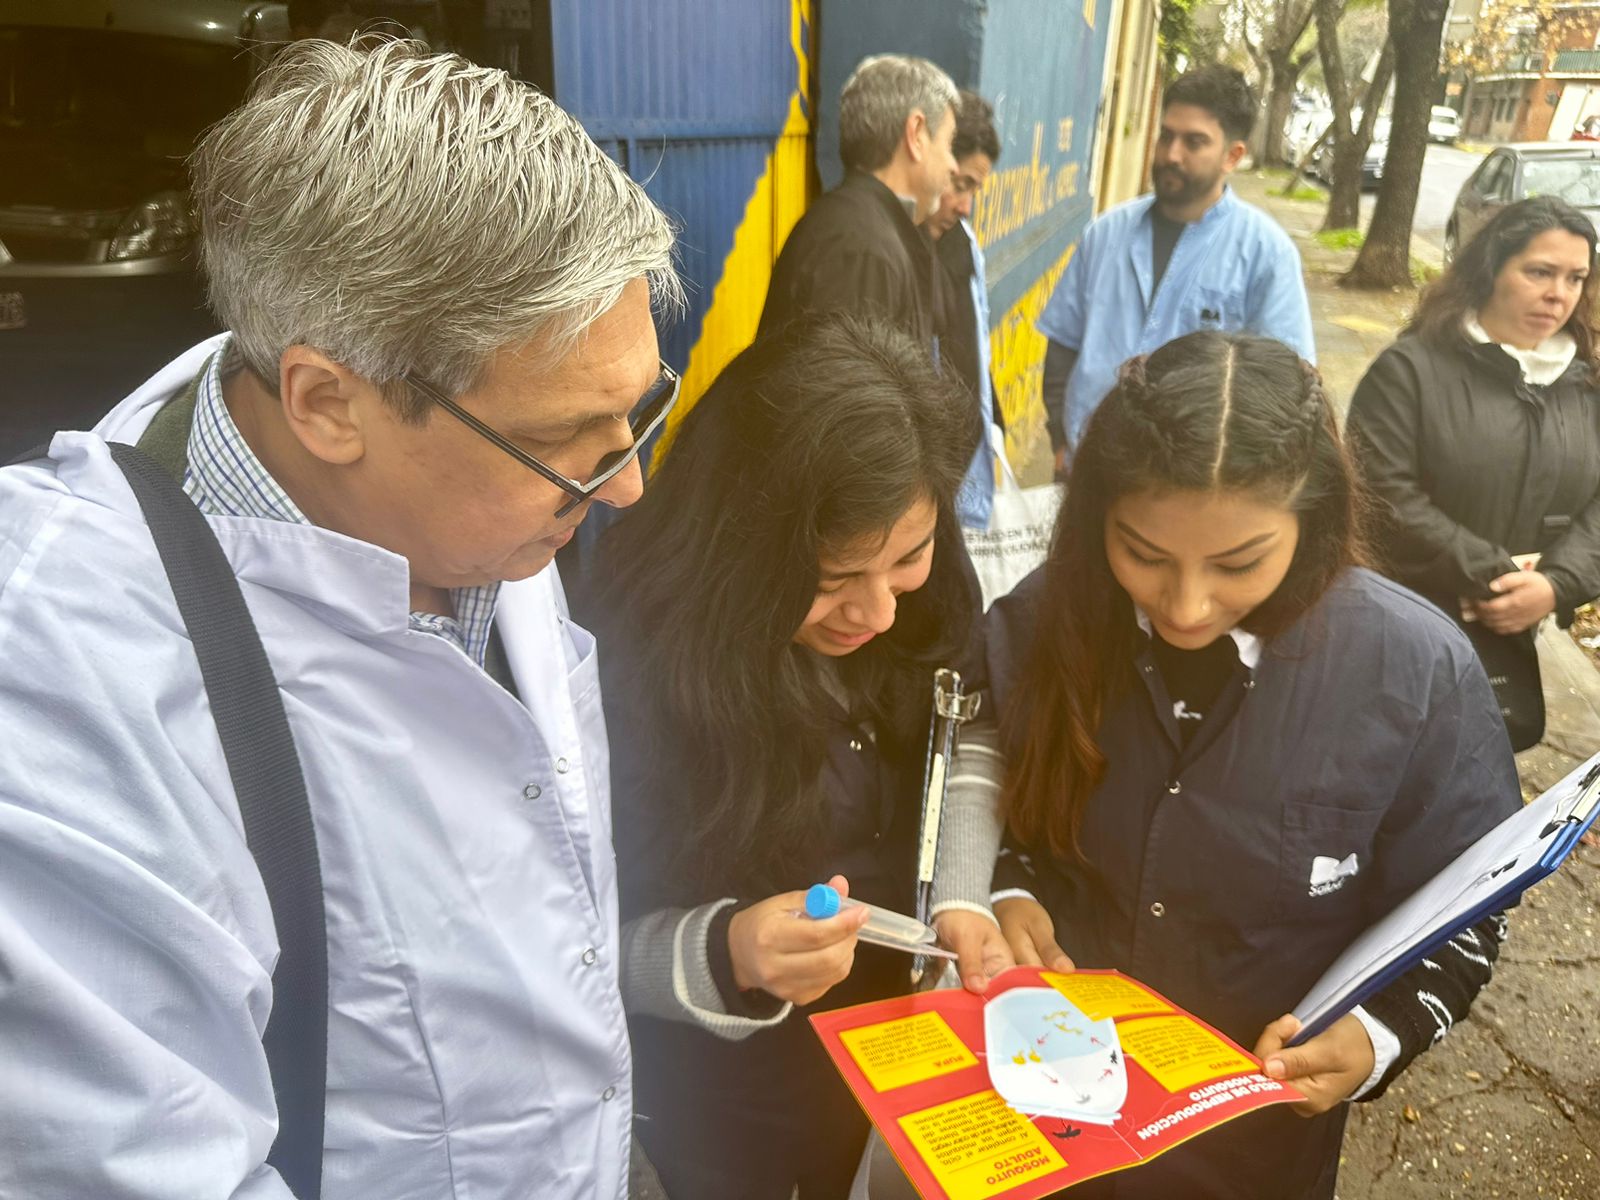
[0,1,287,454]
[1445,143,1600,263]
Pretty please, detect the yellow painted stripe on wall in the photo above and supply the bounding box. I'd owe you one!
[655,0,814,461]
[988,244,1076,476]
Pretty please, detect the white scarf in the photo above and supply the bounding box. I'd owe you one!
[1464,314,1578,385]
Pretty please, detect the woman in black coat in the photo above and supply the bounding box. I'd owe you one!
[577,316,1011,1200]
[1347,197,1600,749]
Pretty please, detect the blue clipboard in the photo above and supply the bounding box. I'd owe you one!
[1289,753,1600,1045]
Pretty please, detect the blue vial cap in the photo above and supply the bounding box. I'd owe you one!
[805,883,841,919]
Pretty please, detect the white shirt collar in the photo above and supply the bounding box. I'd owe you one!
[1133,606,1263,669]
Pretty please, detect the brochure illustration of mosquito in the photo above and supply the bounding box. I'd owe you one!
[984,987,1127,1125]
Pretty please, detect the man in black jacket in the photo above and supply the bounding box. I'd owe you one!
[758,53,958,353]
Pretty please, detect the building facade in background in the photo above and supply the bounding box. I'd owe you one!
[1457,1,1600,141]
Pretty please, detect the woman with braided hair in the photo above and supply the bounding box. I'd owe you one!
[974,331,1520,1198]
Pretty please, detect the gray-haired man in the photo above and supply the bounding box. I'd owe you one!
[759,53,958,351]
[0,40,677,1199]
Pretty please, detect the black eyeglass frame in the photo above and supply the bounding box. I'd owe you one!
[403,362,681,518]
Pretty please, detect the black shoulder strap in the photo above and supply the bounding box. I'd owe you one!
[107,441,327,1200]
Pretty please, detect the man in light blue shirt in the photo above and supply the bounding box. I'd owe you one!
[1039,65,1315,466]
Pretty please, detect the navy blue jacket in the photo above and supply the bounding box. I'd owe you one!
[988,566,1520,1199]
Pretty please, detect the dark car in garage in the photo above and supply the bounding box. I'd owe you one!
[1445,142,1600,263]
[0,2,287,457]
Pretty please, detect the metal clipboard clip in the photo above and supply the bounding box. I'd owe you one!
[911,667,982,985]
[1541,759,1600,839]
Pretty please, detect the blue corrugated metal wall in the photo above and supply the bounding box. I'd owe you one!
[549,0,805,375]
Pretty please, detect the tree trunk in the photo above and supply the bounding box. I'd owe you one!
[1242,37,1271,162]
[1324,142,1367,230]
[1344,0,1448,289]
[1262,50,1300,167]
[1315,0,1357,229]
[1257,0,1317,167]
[1323,42,1396,231]
[1261,48,1317,167]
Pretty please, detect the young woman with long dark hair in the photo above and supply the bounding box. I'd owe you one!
[579,316,1013,1199]
[1348,196,1600,750]
[983,332,1521,1199]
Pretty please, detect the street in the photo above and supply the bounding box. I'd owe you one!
[1358,143,1485,253]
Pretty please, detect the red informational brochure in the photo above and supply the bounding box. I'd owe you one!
[810,966,1302,1200]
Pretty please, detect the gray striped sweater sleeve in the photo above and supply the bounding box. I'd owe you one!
[619,901,792,1039]
[930,718,1006,922]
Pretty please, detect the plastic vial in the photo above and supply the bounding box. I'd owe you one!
[803,883,954,958]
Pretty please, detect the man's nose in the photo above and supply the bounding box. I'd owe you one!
[593,455,644,510]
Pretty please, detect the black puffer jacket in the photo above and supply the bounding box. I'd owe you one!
[1347,333,1600,623]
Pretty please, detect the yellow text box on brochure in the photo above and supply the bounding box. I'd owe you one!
[899,1090,1067,1200]
[1041,972,1173,1021]
[839,1011,979,1093]
[1118,1015,1258,1093]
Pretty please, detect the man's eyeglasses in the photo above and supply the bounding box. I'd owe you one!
[403,362,681,518]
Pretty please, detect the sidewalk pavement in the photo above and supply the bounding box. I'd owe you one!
[1229,170,1444,419]
[1237,168,1600,1199]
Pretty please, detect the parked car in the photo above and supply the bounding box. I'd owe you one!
[1445,143,1600,263]
[1305,112,1389,191]
[1284,105,1332,167]
[1428,105,1461,145]
[0,1,288,457]
[1361,117,1391,189]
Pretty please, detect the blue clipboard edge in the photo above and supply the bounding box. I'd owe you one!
[1287,775,1600,1046]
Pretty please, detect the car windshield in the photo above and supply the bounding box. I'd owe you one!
[0,25,249,207]
[1522,158,1600,208]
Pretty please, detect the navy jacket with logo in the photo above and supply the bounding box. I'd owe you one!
[987,566,1520,1199]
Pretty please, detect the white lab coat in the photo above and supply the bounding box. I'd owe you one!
[0,339,631,1199]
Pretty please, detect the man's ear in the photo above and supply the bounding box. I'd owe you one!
[905,109,929,163]
[1222,138,1248,173]
[277,346,375,466]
